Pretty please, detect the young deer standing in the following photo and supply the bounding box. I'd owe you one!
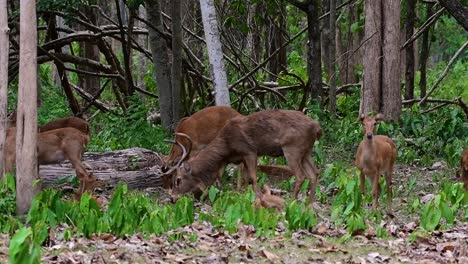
[355,113,397,210]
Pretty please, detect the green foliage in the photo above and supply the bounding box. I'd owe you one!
[9,227,41,264]
[88,96,171,153]
[420,182,466,231]
[329,164,367,234]
[0,174,20,234]
[285,200,317,231]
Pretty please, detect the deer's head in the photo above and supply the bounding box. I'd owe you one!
[360,113,384,140]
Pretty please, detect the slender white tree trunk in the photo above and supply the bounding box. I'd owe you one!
[0,0,9,177]
[16,0,39,215]
[199,0,231,106]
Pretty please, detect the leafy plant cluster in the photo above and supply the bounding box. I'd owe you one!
[200,186,317,237]
[419,182,467,231]
[0,174,19,234]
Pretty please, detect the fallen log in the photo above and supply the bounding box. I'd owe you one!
[39,147,165,189]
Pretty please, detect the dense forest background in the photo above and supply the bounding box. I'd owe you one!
[0,0,467,263]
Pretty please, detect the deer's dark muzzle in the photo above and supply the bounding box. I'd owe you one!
[367,133,373,139]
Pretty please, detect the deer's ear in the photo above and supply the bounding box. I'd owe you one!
[375,113,384,122]
[359,114,366,122]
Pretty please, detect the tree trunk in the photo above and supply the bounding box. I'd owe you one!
[419,3,434,103]
[307,0,323,101]
[0,0,8,177]
[328,0,337,114]
[361,0,382,115]
[145,0,174,131]
[404,0,416,100]
[16,0,39,215]
[137,5,148,98]
[78,7,100,96]
[382,0,401,121]
[438,0,468,32]
[321,0,331,79]
[171,0,182,128]
[199,0,231,106]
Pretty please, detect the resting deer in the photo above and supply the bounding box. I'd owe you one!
[170,109,322,203]
[461,149,468,191]
[255,184,285,211]
[5,127,94,196]
[355,113,397,210]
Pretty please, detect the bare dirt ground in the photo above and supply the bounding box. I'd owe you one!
[0,164,466,264]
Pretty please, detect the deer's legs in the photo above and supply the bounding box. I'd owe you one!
[384,170,393,209]
[302,155,319,203]
[370,174,380,210]
[359,170,366,194]
[236,163,247,191]
[243,154,259,192]
[283,150,305,199]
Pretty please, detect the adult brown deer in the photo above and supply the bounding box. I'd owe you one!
[461,149,468,191]
[7,113,89,135]
[355,113,397,210]
[5,127,94,195]
[39,117,90,135]
[170,109,322,203]
[162,106,242,189]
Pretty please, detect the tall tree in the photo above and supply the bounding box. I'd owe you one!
[404,0,416,100]
[145,0,174,131]
[361,0,381,115]
[361,0,401,120]
[288,0,323,101]
[419,3,435,103]
[328,0,337,114]
[78,7,100,96]
[171,0,182,126]
[0,0,8,177]
[16,0,39,215]
[381,0,401,120]
[199,0,231,106]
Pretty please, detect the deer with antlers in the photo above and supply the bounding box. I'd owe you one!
[355,113,397,210]
[169,109,322,203]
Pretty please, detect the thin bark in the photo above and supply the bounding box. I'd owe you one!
[199,0,231,106]
[360,0,381,115]
[171,0,182,127]
[115,0,133,96]
[306,0,323,101]
[404,0,416,100]
[401,7,444,50]
[419,3,434,103]
[145,0,173,131]
[382,0,402,120]
[438,0,468,31]
[0,0,8,177]
[328,0,337,114]
[16,0,39,215]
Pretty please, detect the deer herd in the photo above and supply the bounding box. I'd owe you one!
[3,106,467,211]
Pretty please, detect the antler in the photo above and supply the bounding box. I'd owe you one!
[174,133,192,163]
[162,133,191,175]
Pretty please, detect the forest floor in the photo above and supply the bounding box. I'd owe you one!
[0,163,466,263]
